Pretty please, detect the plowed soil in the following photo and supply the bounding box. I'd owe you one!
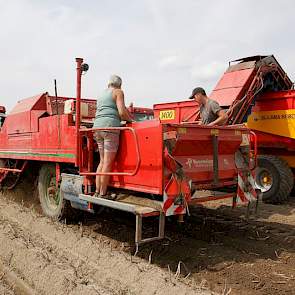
[0,177,294,295]
[0,280,14,295]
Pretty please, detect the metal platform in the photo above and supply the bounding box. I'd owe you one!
[79,194,165,248]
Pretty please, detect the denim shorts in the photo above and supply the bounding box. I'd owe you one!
[94,130,120,153]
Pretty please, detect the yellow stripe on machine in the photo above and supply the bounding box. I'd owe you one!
[247,109,295,139]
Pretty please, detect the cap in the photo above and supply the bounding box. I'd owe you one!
[189,87,206,99]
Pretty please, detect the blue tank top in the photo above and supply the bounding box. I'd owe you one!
[93,89,121,128]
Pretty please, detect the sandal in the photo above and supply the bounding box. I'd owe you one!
[93,191,100,198]
[93,192,117,200]
[100,193,117,201]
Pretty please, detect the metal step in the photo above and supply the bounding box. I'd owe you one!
[79,193,165,249]
[79,194,160,216]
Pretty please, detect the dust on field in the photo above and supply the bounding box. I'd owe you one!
[0,176,294,295]
[0,280,14,295]
[0,177,213,295]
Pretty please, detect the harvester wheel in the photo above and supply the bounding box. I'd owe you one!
[38,163,67,219]
[255,155,293,204]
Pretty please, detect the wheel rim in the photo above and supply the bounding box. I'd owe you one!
[45,172,60,211]
[255,167,273,192]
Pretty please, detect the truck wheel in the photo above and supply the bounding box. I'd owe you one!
[38,163,67,219]
[255,155,294,204]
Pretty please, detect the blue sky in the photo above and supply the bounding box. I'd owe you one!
[0,0,294,111]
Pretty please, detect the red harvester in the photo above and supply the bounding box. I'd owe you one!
[0,58,258,247]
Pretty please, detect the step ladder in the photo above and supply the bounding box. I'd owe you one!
[79,194,165,250]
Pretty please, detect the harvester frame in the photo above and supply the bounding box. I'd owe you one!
[0,58,259,247]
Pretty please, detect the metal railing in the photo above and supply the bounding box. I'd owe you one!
[79,126,141,176]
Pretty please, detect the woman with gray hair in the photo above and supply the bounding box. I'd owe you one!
[93,75,133,197]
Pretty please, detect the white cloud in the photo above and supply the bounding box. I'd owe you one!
[190,61,225,83]
[158,54,191,70]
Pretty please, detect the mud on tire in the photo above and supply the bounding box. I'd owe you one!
[255,155,294,204]
[38,163,68,219]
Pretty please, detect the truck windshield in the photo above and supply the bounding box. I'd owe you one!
[133,113,154,122]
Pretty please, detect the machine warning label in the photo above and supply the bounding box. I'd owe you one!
[159,110,175,120]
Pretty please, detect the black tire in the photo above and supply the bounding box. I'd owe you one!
[290,182,295,197]
[255,155,294,204]
[38,163,68,219]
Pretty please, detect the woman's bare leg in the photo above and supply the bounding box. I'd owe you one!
[99,151,117,195]
[95,146,104,194]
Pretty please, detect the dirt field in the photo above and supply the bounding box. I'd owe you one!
[0,178,294,295]
[0,280,14,295]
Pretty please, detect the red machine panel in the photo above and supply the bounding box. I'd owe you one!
[153,100,198,124]
[165,124,246,186]
[110,119,164,194]
[210,68,256,107]
[252,90,295,112]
